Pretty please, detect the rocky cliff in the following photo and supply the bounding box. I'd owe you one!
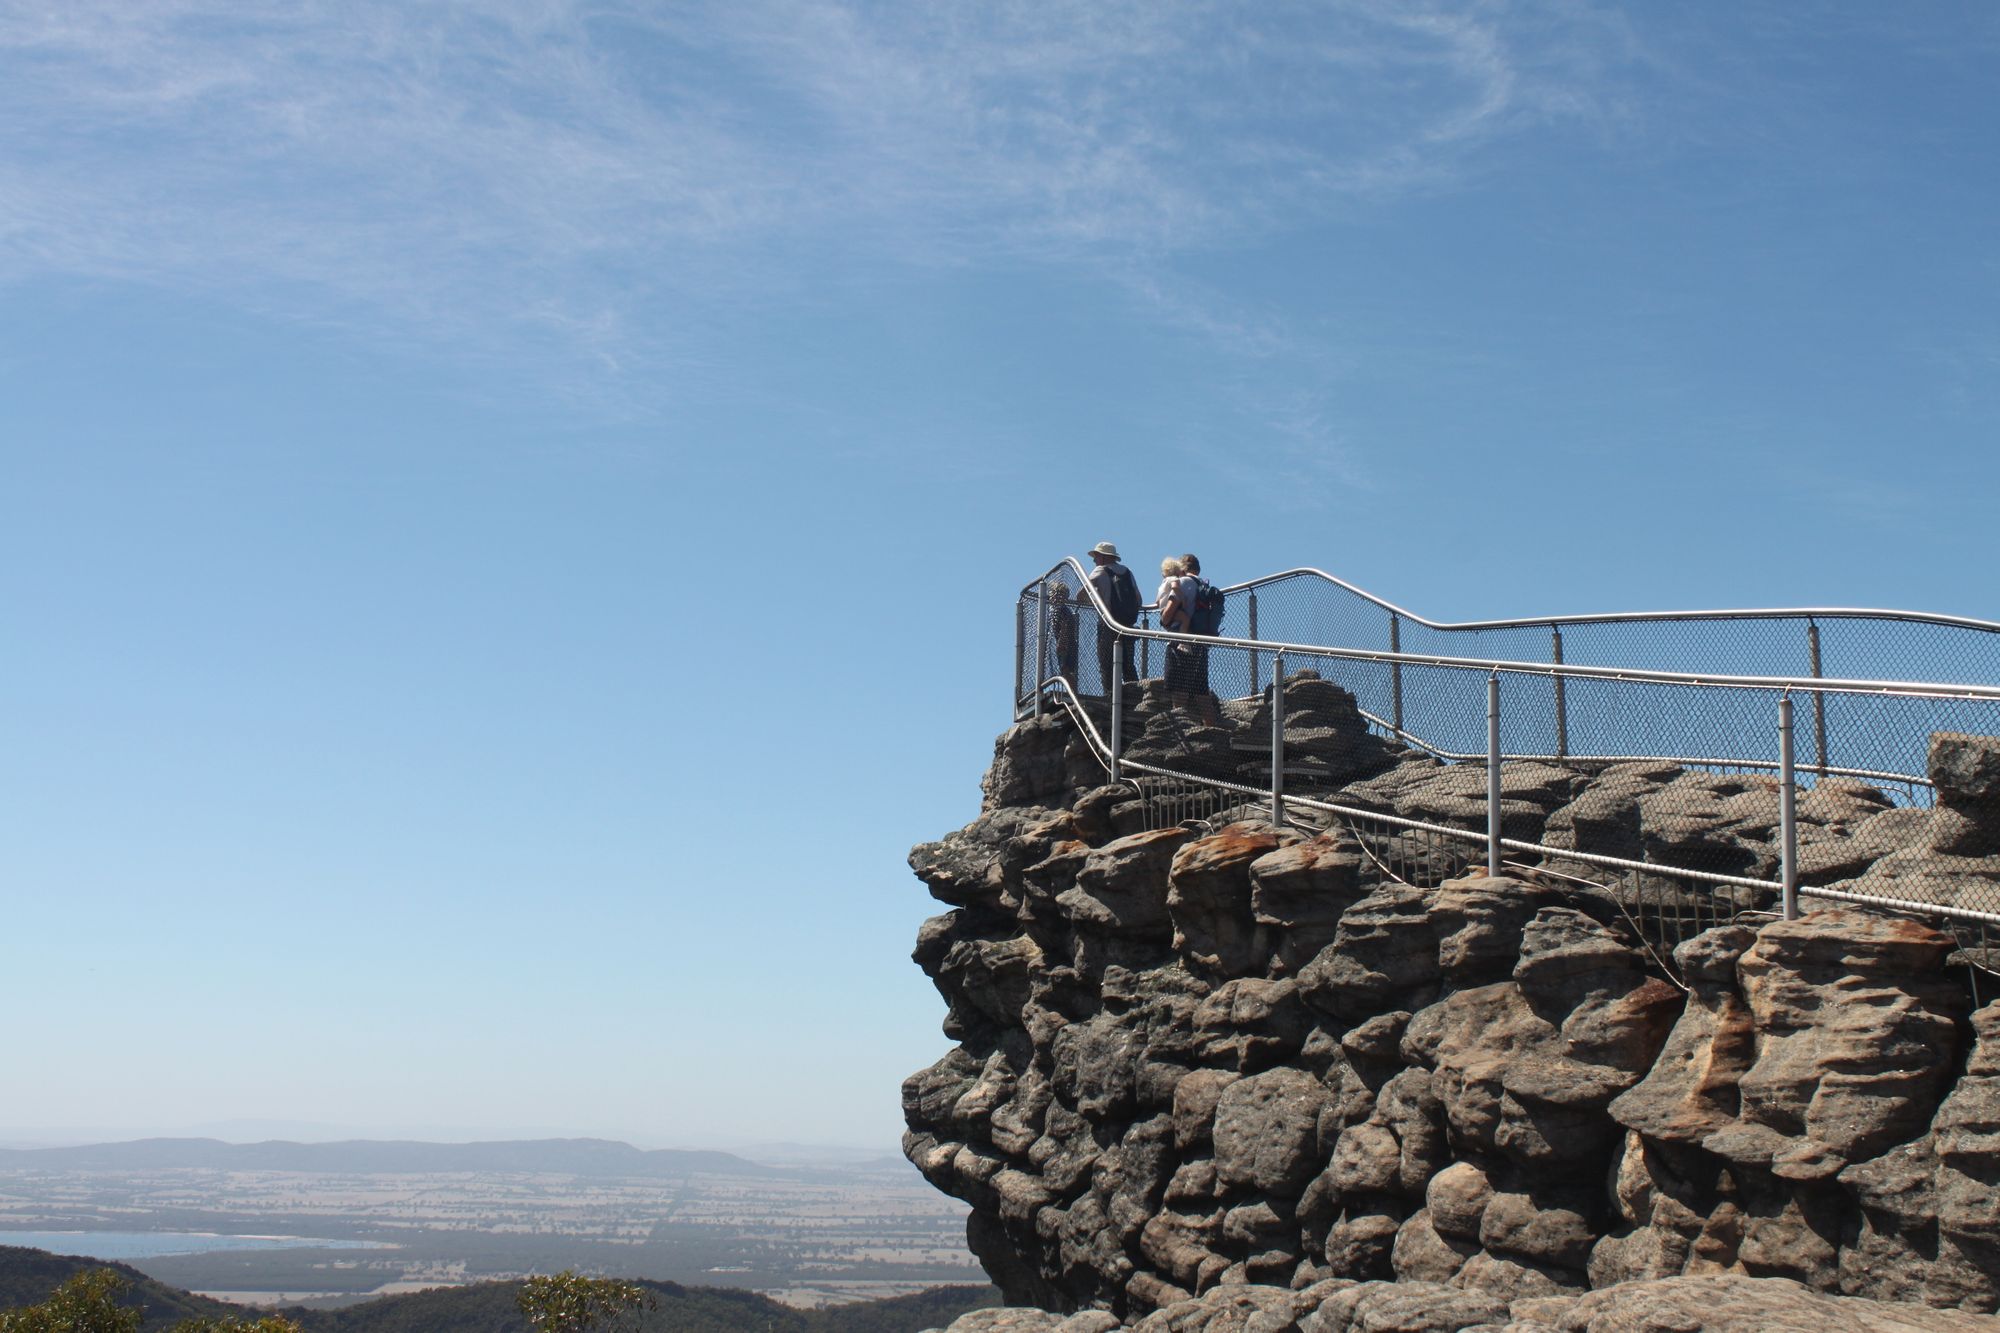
[902,683,2000,1327]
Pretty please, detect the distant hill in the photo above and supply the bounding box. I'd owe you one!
[0,1246,999,1332]
[0,1247,246,1331]
[0,1137,773,1179]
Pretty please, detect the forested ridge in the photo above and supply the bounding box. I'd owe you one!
[0,1247,996,1333]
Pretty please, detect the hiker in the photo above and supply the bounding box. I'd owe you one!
[1086,541,1141,696]
[1045,582,1080,686]
[1180,553,1223,696]
[1158,556,1200,695]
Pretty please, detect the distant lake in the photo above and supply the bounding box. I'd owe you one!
[0,1231,388,1260]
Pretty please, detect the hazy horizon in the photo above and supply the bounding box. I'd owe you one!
[0,1123,899,1157]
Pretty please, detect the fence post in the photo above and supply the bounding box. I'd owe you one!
[1807,619,1828,776]
[1390,613,1404,737]
[1779,694,1799,921]
[1110,658,1124,783]
[1270,651,1286,828]
[1487,673,1502,878]
[1248,591,1261,696]
[1014,598,1027,716]
[1033,588,1047,717]
[1551,624,1568,759]
[1140,610,1152,679]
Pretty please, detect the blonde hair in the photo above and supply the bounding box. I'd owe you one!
[1160,557,1183,577]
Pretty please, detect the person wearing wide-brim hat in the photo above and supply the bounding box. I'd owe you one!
[1085,541,1140,696]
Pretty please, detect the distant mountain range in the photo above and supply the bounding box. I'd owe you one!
[0,1137,778,1179]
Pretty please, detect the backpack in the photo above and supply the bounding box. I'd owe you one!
[1192,578,1225,635]
[1108,566,1142,625]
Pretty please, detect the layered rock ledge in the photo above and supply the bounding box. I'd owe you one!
[904,690,2000,1325]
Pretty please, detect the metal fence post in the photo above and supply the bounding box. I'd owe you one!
[1110,658,1124,783]
[1807,619,1828,776]
[1248,591,1261,696]
[1140,610,1152,679]
[1270,651,1286,828]
[1551,625,1568,759]
[1390,613,1404,737]
[1779,693,1799,921]
[1033,588,1047,717]
[1014,598,1027,715]
[1487,673,1502,878]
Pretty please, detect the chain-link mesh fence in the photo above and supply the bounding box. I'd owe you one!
[1016,559,2000,944]
[1225,569,2000,687]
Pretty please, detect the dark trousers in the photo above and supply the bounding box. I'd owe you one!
[1171,641,1210,694]
[1097,624,1137,696]
[1166,641,1211,695]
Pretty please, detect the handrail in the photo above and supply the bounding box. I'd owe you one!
[1206,566,2000,636]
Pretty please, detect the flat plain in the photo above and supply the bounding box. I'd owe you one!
[0,1152,981,1308]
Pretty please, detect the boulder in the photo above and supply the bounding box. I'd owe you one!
[1637,772,1784,882]
[1429,875,1563,988]
[1061,828,1199,939]
[985,713,1079,809]
[1214,1068,1334,1197]
[1171,824,1297,977]
[1427,909,1679,1169]
[1928,998,2000,1308]
[1722,910,1963,1177]
[1298,1280,1508,1333]
[1129,1283,1304,1332]
[1541,761,1683,866]
[1932,731,2000,813]
[1193,979,1311,1071]
[1297,888,1440,1021]
[1609,925,1759,1145]
[1389,1209,1475,1283]
[1240,673,1394,786]
[1250,834,1369,972]
[1392,762,1579,848]
[915,806,1045,909]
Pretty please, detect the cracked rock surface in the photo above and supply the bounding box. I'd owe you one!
[907,699,2000,1323]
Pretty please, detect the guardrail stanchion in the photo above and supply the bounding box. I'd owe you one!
[1552,624,1568,759]
[1140,611,1152,679]
[1248,591,1261,695]
[1390,613,1404,738]
[1033,587,1048,717]
[1807,619,1828,776]
[1110,654,1124,783]
[1487,672,1502,878]
[1271,651,1286,828]
[1780,693,1799,921]
[1014,598,1027,717]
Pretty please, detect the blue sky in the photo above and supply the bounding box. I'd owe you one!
[3,3,1997,1150]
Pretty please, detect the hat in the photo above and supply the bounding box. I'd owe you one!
[1089,541,1121,560]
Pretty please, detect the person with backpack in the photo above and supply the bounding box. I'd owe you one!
[1181,553,1225,698]
[1158,556,1199,696]
[1085,541,1141,697]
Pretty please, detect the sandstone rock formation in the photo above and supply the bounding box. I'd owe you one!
[907,691,2000,1323]
[924,1273,2000,1332]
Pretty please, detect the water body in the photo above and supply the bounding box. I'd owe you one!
[0,1231,388,1261]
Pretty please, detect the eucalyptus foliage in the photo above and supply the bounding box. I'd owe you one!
[516,1271,655,1333]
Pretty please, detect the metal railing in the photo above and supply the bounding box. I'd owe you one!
[1016,558,2000,936]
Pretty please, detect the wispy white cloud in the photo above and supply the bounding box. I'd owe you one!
[0,1,1639,410]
